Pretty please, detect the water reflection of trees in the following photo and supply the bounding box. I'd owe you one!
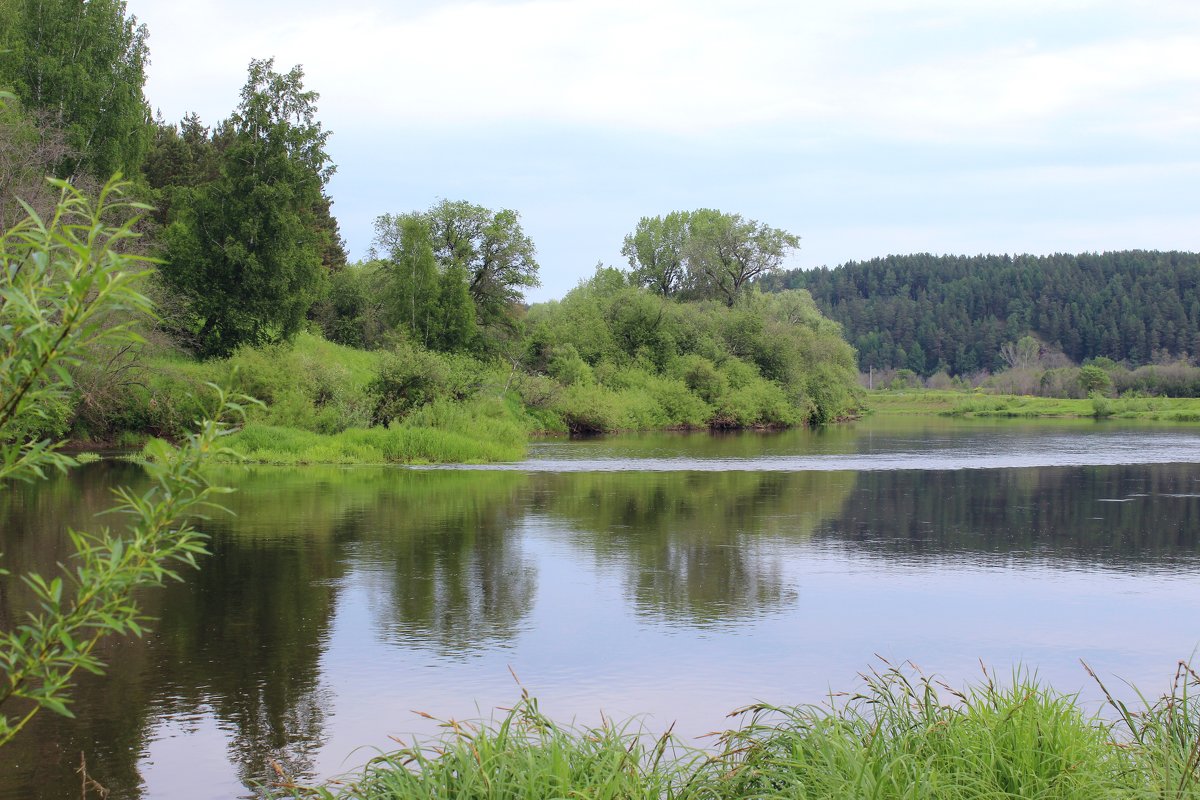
[821,464,1200,565]
[353,470,535,655]
[535,471,856,625]
[0,462,156,797]
[0,465,539,797]
[14,458,1197,797]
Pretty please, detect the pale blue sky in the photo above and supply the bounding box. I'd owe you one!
[136,0,1200,301]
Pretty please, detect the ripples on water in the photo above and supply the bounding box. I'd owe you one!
[465,426,1200,471]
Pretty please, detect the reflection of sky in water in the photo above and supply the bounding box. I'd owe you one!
[7,420,1200,798]
[304,505,1200,785]
[139,712,242,800]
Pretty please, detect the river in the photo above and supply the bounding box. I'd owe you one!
[2,417,1200,798]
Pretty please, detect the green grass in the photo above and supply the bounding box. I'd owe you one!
[868,389,1200,421]
[221,421,524,465]
[283,692,696,799]
[280,662,1200,800]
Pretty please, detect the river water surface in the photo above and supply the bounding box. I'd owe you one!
[2,417,1200,798]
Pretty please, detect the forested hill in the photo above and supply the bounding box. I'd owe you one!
[759,251,1200,376]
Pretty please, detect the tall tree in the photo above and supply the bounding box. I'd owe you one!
[160,59,334,357]
[427,201,538,327]
[0,0,151,180]
[685,209,800,306]
[374,200,539,336]
[378,215,439,345]
[621,211,690,297]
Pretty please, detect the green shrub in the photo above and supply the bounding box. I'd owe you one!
[546,343,594,386]
[368,342,482,426]
[1079,364,1112,396]
[552,384,622,435]
[675,354,727,403]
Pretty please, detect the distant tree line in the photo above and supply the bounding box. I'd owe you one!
[760,252,1200,375]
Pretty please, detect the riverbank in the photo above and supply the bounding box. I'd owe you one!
[868,388,1200,421]
[77,327,862,466]
[284,662,1200,799]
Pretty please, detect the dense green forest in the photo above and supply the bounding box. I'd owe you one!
[761,251,1200,376]
[0,0,860,460]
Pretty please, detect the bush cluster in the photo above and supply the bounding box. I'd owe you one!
[525,270,860,431]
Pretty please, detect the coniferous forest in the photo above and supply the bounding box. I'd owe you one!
[762,251,1200,376]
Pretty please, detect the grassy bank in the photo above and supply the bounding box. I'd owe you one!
[72,318,864,464]
[281,662,1200,799]
[868,389,1200,421]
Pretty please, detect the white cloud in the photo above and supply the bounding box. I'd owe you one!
[132,0,1200,285]
[138,0,1200,148]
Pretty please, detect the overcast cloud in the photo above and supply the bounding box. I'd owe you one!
[135,0,1200,300]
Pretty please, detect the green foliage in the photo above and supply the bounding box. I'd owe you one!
[546,343,594,386]
[431,262,478,351]
[686,208,800,306]
[622,209,800,306]
[373,199,538,342]
[367,341,483,426]
[622,210,690,296]
[1000,335,1042,370]
[160,59,333,357]
[0,179,154,481]
[0,178,239,748]
[1079,364,1113,396]
[525,273,858,428]
[378,215,439,343]
[0,0,151,180]
[308,262,389,350]
[290,663,1200,799]
[763,250,1200,374]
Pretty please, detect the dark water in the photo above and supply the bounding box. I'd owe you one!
[3,418,1200,798]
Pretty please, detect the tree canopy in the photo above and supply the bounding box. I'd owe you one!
[762,251,1200,375]
[622,209,799,306]
[0,0,151,180]
[159,59,337,357]
[372,200,538,346]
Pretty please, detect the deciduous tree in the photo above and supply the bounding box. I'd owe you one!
[621,211,690,297]
[0,0,151,180]
[373,200,538,344]
[685,209,800,306]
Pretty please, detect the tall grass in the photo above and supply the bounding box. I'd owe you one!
[704,663,1126,799]
[283,692,699,800]
[280,662,1200,800]
[221,419,523,465]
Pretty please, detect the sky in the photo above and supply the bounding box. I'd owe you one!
[133,0,1200,302]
